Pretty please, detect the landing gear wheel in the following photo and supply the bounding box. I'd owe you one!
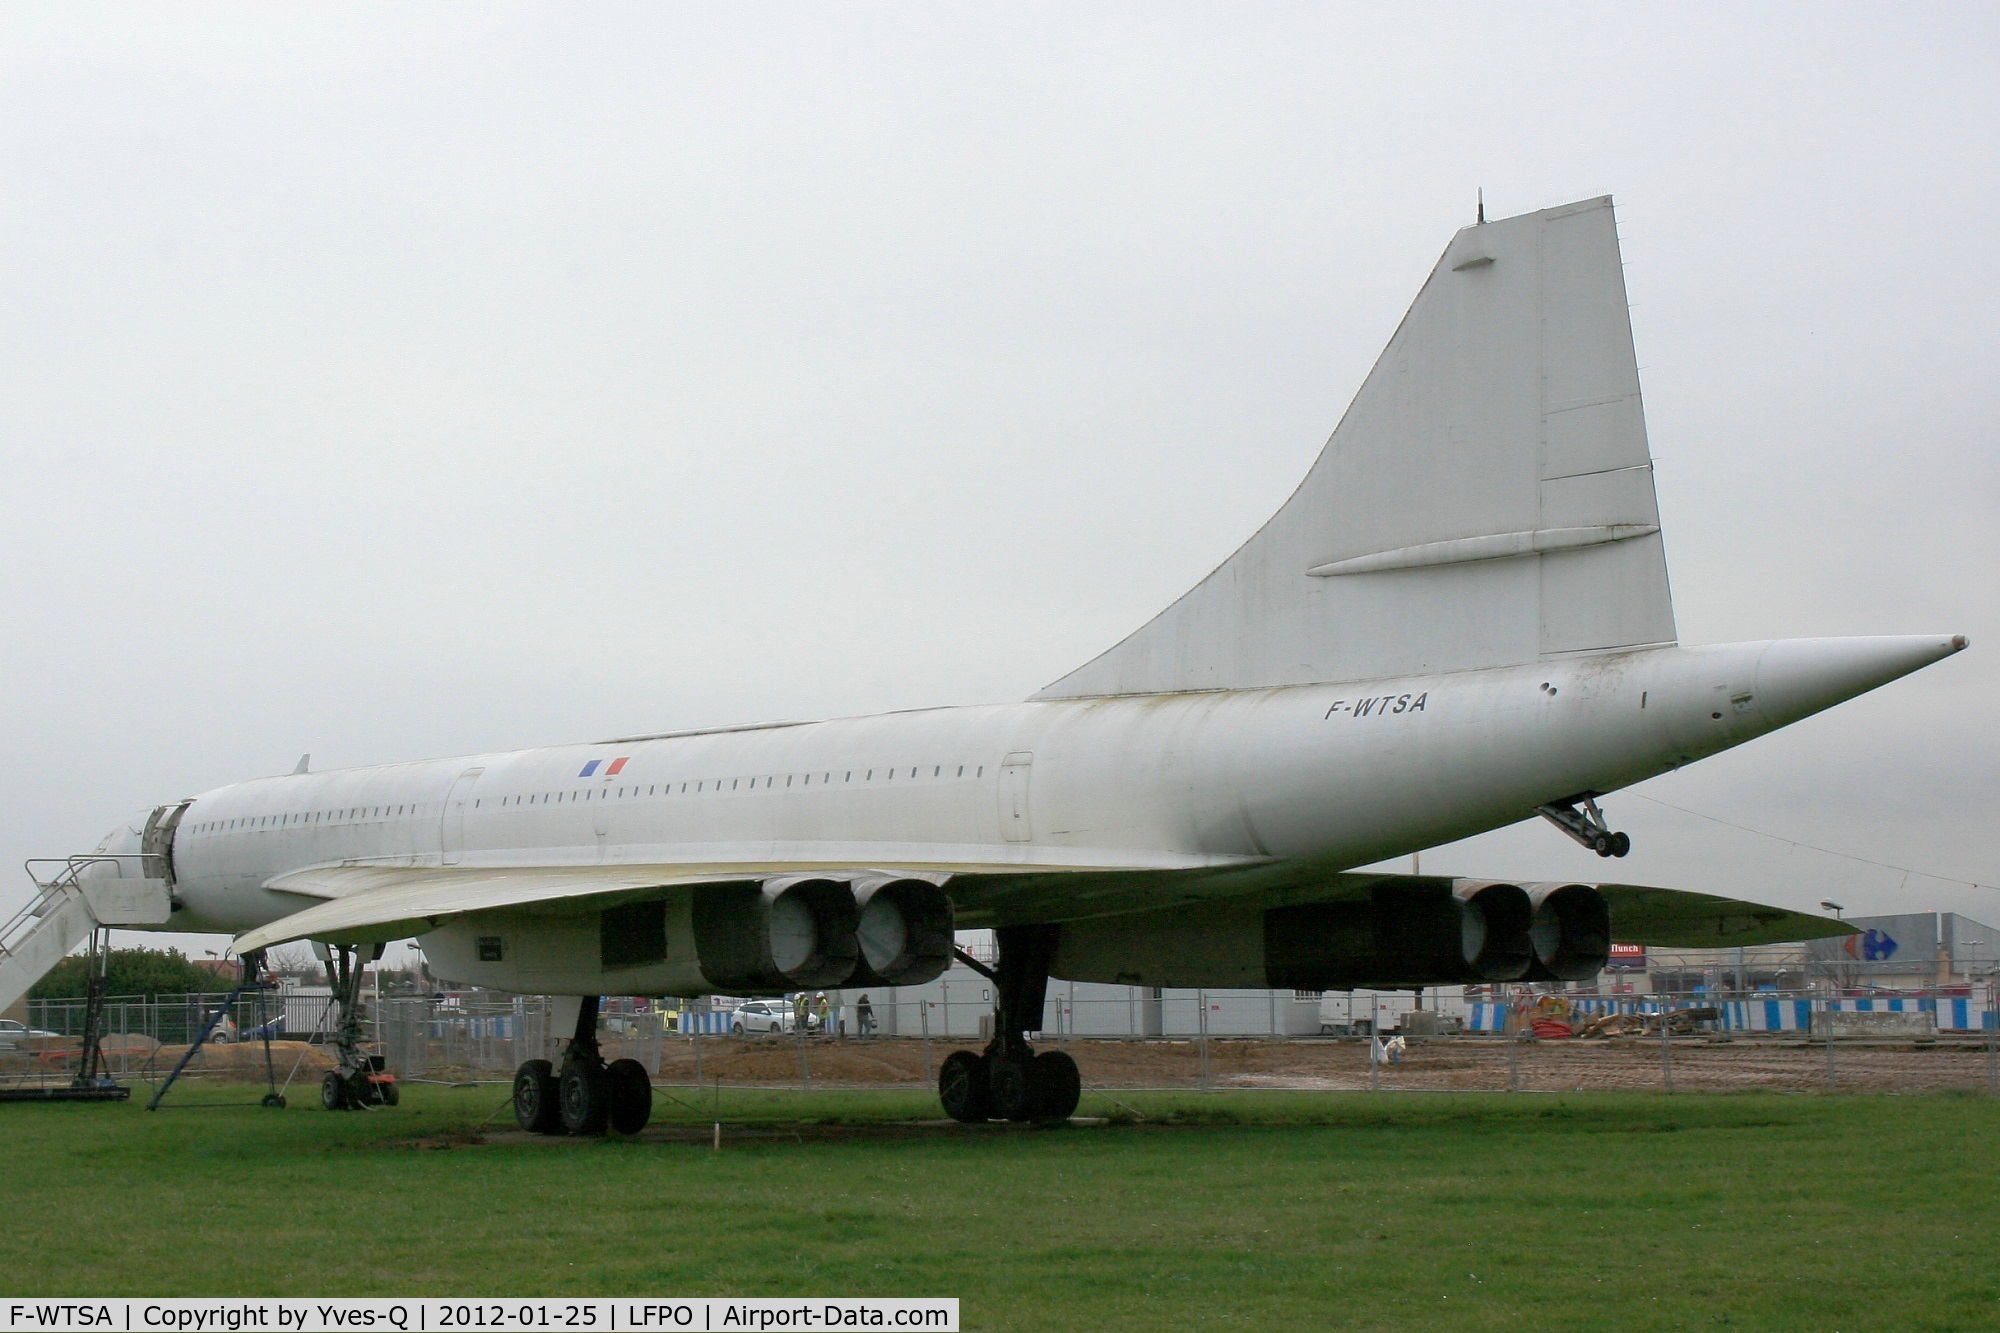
[988,1054,1038,1122]
[559,1062,611,1136]
[939,1050,991,1123]
[377,1078,400,1107]
[320,1070,350,1111]
[1030,1050,1081,1122]
[1591,832,1613,857]
[606,1058,652,1135]
[1608,831,1632,858]
[513,1059,562,1134]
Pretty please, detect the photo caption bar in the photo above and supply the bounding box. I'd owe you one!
[1,1302,957,1333]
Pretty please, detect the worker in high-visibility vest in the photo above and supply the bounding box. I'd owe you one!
[812,991,833,1036]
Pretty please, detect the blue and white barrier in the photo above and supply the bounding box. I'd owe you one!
[1468,996,1997,1034]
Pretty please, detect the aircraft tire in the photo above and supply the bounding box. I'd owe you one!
[560,1062,612,1136]
[988,1054,1038,1123]
[938,1050,991,1123]
[513,1059,562,1134]
[320,1070,349,1112]
[606,1058,653,1135]
[1030,1050,1081,1122]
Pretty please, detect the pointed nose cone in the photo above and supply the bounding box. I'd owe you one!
[1752,634,1968,730]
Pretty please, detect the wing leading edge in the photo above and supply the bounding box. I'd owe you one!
[233,857,1849,956]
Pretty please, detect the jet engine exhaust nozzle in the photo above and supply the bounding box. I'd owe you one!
[691,877,860,994]
[1456,882,1534,982]
[1527,884,1611,981]
[847,878,956,988]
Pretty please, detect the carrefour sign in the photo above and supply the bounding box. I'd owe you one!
[1843,929,1899,962]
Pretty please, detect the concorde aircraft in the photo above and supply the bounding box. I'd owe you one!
[44,196,1966,1134]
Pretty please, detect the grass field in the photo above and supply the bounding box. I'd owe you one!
[4,1082,1997,1329]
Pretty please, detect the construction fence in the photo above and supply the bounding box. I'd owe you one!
[10,988,2000,1099]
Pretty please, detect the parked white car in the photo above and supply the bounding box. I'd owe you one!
[0,1019,60,1051]
[730,1001,796,1036]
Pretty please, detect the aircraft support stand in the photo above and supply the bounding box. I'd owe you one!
[938,925,1081,1124]
[512,995,652,1137]
[319,943,398,1111]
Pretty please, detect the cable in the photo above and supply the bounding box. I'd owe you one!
[1625,792,2000,895]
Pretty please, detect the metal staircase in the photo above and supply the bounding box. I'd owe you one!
[1,856,171,1013]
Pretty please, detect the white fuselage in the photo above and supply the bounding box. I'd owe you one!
[141,635,1947,940]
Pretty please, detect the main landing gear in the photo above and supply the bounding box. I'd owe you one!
[1537,793,1632,859]
[513,996,653,1136]
[938,925,1082,1125]
[317,943,399,1111]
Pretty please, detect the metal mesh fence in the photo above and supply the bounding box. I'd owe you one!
[8,989,1996,1097]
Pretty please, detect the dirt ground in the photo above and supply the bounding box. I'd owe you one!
[0,1038,335,1082]
[611,1033,2000,1096]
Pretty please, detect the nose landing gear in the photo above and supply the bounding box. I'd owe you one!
[318,944,399,1110]
[937,925,1082,1124]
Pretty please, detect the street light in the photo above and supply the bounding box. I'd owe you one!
[1818,903,1850,996]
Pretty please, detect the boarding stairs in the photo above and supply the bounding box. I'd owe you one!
[1,856,172,1013]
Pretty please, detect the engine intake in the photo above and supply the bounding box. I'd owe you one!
[847,878,955,988]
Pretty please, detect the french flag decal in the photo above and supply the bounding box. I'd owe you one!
[579,757,630,778]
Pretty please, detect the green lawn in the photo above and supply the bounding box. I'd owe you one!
[4,1083,1996,1329]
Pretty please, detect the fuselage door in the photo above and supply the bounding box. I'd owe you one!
[440,767,485,866]
[999,752,1033,843]
[140,800,193,888]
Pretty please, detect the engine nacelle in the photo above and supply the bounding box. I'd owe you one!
[1525,883,1611,981]
[423,875,952,997]
[1053,878,1542,991]
[846,877,955,988]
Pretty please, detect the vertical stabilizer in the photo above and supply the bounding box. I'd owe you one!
[1035,196,1675,699]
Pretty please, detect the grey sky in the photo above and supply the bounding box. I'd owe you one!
[4,5,1996,953]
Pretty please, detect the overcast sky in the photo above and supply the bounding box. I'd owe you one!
[4,5,1996,960]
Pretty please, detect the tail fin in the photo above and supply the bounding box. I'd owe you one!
[1035,196,1676,700]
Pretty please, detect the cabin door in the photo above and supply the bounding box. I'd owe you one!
[439,767,485,866]
[999,752,1033,843]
